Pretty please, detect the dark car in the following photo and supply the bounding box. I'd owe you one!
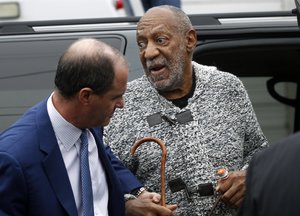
[0,0,300,144]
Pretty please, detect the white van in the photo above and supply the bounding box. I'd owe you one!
[0,0,124,22]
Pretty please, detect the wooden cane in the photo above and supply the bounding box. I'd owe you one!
[130,137,167,207]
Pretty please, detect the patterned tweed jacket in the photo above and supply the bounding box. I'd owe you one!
[105,62,268,216]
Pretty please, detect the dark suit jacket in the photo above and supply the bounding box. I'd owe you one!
[237,132,300,216]
[0,99,142,216]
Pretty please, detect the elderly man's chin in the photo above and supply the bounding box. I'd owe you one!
[152,79,176,92]
[148,77,168,89]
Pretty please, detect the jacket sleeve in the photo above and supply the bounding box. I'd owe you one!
[242,87,268,169]
[97,127,143,194]
[0,152,27,216]
[104,144,143,194]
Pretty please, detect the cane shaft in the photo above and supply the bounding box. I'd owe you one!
[131,137,167,206]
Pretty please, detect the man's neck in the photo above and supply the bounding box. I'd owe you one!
[170,68,196,108]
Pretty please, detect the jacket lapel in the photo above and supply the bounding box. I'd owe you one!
[38,100,78,216]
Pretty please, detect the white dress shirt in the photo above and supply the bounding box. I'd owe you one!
[47,94,109,216]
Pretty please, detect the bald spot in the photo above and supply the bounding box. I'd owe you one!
[66,38,123,63]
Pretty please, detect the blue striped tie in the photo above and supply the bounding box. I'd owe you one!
[80,129,94,216]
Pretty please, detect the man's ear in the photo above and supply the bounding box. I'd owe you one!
[78,88,93,105]
[186,29,197,53]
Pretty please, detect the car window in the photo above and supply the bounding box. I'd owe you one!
[0,35,127,131]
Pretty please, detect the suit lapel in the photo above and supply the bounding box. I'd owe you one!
[37,100,78,216]
[43,146,78,216]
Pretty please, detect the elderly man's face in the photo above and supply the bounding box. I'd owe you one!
[136,8,189,92]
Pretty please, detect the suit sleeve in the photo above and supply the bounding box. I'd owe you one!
[104,144,143,194]
[0,152,27,216]
[97,127,143,194]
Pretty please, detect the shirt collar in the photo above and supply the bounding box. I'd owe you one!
[47,93,82,151]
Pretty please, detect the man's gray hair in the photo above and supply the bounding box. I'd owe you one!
[154,5,193,35]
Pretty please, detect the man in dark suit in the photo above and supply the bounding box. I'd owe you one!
[237,132,300,216]
[0,38,176,216]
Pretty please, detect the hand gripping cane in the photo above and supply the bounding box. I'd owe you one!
[130,137,167,207]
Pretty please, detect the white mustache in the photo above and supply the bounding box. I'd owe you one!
[146,58,166,68]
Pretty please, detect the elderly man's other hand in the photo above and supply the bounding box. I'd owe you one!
[216,170,246,208]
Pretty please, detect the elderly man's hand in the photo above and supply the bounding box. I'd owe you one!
[125,197,177,216]
[216,170,246,208]
[138,190,161,204]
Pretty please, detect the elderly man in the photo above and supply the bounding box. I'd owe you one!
[105,6,268,216]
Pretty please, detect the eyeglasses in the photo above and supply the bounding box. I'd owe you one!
[146,109,193,127]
